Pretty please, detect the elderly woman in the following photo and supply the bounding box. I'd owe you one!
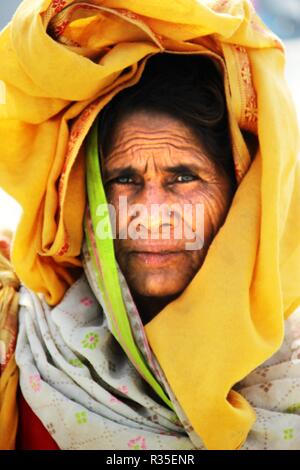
[97,54,237,323]
[0,0,300,451]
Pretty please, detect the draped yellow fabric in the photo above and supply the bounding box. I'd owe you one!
[0,236,20,450]
[0,0,299,450]
[0,356,19,450]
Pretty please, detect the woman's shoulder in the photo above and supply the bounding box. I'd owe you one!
[236,309,300,450]
[243,308,300,383]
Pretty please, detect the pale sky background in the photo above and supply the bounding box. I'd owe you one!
[0,0,300,233]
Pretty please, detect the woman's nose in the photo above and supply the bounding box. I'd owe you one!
[137,182,169,206]
[130,183,173,232]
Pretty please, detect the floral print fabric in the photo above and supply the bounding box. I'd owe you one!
[15,276,193,450]
[15,268,300,450]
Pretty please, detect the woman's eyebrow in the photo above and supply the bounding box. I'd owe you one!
[162,163,201,174]
[104,162,207,180]
[104,165,138,180]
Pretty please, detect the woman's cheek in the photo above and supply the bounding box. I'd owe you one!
[192,185,231,239]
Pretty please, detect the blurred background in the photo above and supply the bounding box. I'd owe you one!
[0,0,300,232]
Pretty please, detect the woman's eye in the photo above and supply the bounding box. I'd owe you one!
[176,174,198,183]
[115,176,134,184]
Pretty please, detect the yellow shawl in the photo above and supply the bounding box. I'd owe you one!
[0,240,20,450]
[0,0,299,450]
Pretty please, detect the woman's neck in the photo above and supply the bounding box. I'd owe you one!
[132,291,181,325]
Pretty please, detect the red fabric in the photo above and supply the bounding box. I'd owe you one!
[17,389,60,450]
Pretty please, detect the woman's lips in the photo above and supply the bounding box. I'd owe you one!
[131,251,183,266]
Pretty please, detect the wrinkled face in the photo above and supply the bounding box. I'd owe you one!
[103,111,234,299]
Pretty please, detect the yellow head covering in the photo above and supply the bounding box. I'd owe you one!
[0,0,299,450]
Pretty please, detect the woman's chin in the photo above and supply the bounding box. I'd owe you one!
[129,272,187,298]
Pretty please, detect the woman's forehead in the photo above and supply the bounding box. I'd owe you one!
[112,109,198,136]
[102,111,218,173]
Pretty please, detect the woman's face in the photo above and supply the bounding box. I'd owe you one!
[103,110,234,299]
